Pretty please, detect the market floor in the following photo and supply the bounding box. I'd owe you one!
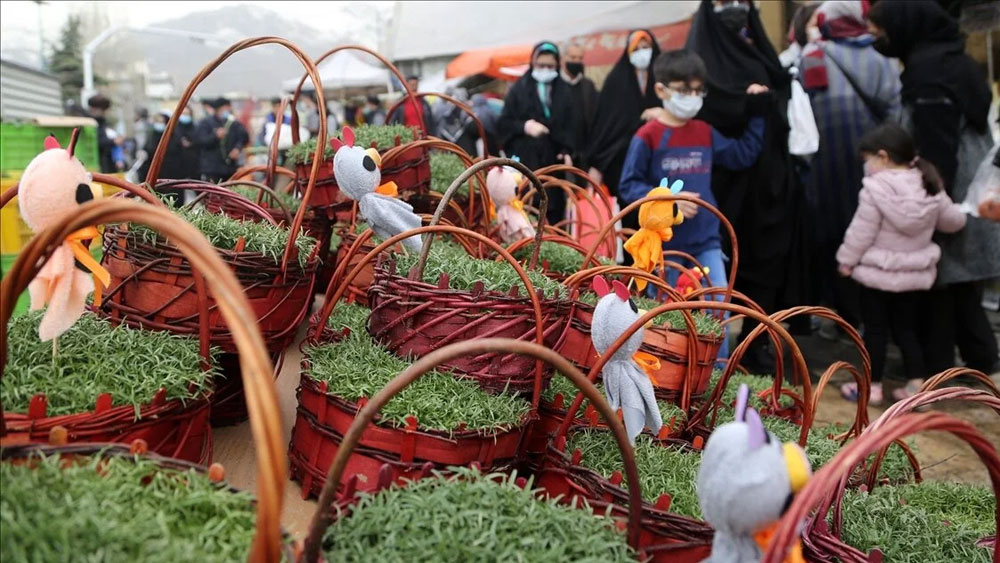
[212,303,1000,540]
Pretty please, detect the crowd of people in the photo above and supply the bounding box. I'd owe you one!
[494,0,999,397]
[78,0,998,398]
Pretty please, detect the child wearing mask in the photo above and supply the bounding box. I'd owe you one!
[836,123,966,404]
[619,48,769,361]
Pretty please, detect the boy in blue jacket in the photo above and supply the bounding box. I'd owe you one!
[619,48,768,360]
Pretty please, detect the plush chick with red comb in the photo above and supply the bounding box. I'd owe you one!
[590,275,663,444]
[331,126,423,252]
[18,130,110,342]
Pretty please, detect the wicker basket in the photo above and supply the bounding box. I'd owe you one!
[296,338,648,563]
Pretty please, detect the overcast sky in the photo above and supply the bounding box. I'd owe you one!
[0,1,393,69]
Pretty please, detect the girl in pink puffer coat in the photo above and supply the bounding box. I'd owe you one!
[836,123,967,404]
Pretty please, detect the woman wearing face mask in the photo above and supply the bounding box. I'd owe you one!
[685,0,803,373]
[497,41,575,225]
[177,106,200,180]
[867,0,999,376]
[585,30,661,213]
[798,0,901,336]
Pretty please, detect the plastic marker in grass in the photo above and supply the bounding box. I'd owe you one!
[331,126,423,253]
[17,129,110,346]
[590,275,662,444]
[697,384,812,563]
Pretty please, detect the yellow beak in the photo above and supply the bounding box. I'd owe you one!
[636,308,655,328]
[366,148,382,168]
[782,442,811,493]
[90,182,102,201]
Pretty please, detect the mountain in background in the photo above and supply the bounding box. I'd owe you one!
[136,4,354,98]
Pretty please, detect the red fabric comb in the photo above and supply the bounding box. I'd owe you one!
[592,275,610,297]
[342,126,355,146]
[611,280,630,301]
[329,137,344,152]
[44,135,60,151]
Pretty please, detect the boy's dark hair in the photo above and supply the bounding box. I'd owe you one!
[858,123,944,194]
[653,49,707,85]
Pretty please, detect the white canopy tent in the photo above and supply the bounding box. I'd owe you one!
[281,49,396,94]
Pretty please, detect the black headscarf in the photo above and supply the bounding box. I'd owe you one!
[868,0,990,132]
[496,41,575,171]
[685,0,790,135]
[586,29,661,194]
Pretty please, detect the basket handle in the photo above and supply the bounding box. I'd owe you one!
[263,96,292,190]
[422,157,547,277]
[217,180,294,225]
[173,181,281,226]
[501,233,606,272]
[0,199,284,563]
[556,301,812,445]
[1,173,166,210]
[381,137,491,231]
[228,164,296,185]
[142,37,326,273]
[581,194,737,306]
[311,224,549,409]
[385,92,489,157]
[763,411,1000,563]
[534,165,617,257]
[522,175,616,259]
[300,338,645,562]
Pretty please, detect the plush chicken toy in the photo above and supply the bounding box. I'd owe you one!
[675,266,709,298]
[487,165,535,244]
[697,384,812,563]
[18,130,110,342]
[331,126,422,252]
[623,178,685,291]
[590,275,662,444]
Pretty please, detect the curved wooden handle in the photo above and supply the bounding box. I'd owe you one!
[763,412,1000,563]
[421,157,547,277]
[1,174,166,209]
[311,224,549,409]
[290,44,425,137]
[385,92,488,157]
[142,36,326,273]
[217,180,294,225]
[582,194,738,306]
[264,96,292,189]
[0,199,284,563]
[300,338,645,562]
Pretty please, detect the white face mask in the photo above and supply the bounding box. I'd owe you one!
[531,68,558,84]
[629,47,653,70]
[663,92,703,120]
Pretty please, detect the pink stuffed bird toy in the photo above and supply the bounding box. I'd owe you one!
[18,130,109,342]
[487,166,535,244]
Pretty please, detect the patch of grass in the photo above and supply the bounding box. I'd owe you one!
[127,202,316,269]
[3,311,216,417]
[229,183,300,212]
[0,452,263,562]
[307,303,529,433]
[430,151,470,198]
[577,293,723,337]
[542,373,687,425]
[840,482,994,563]
[707,371,795,410]
[393,240,567,299]
[512,241,612,277]
[287,125,417,166]
[323,466,635,562]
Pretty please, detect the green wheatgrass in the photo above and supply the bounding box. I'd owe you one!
[392,240,567,298]
[512,241,614,277]
[127,203,316,269]
[577,292,723,337]
[429,151,471,198]
[305,303,529,434]
[3,311,216,417]
[287,124,417,166]
[323,466,634,563]
[839,482,994,563]
[229,183,301,212]
[0,453,265,562]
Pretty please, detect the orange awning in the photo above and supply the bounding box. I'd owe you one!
[446,44,535,81]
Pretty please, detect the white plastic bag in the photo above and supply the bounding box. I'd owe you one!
[787,70,819,156]
[960,143,1000,220]
[264,122,309,149]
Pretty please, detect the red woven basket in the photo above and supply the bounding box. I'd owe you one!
[0,180,214,464]
[288,227,552,499]
[296,338,648,563]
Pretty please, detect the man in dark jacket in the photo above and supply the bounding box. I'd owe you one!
[561,40,598,172]
[195,97,248,182]
[87,95,115,173]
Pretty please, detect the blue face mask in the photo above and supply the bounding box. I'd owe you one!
[220,110,232,120]
[179,114,192,125]
[152,122,166,132]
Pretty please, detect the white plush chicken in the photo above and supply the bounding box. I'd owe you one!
[331,126,423,252]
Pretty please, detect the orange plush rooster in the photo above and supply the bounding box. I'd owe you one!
[18,130,110,342]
